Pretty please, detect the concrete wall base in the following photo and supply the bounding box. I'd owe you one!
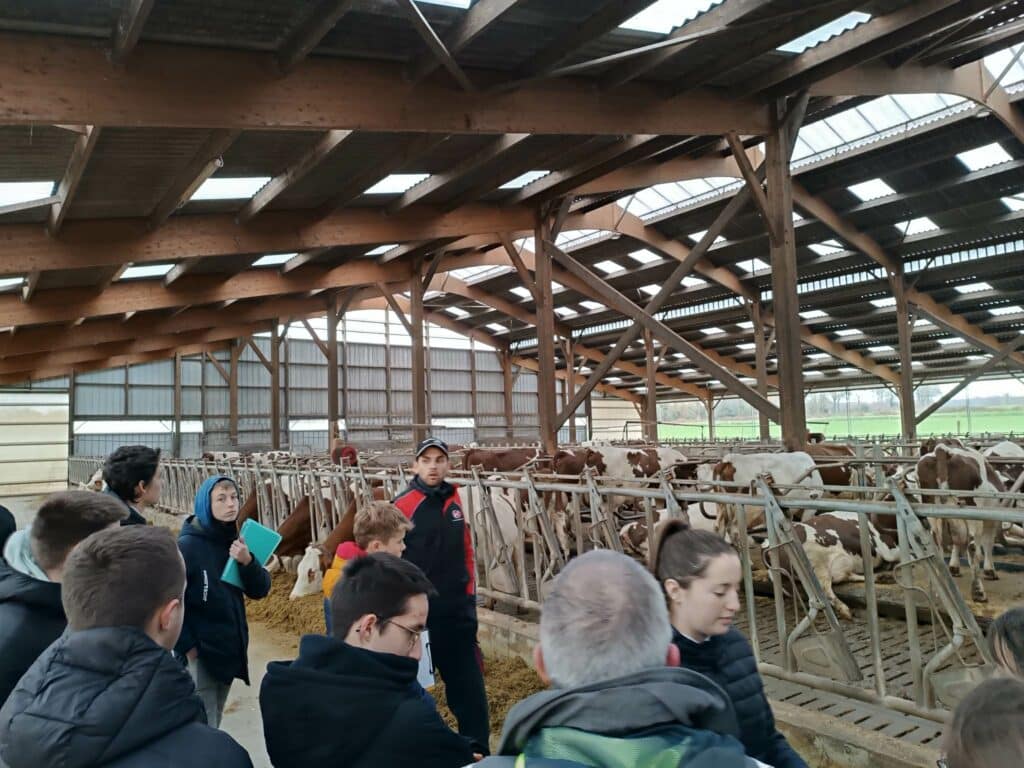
[476,608,941,768]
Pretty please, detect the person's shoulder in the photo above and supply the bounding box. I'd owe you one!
[136,722,253,768]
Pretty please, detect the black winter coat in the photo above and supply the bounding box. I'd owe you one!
[260,634,475,768]
[0,626,252,768]
[0,559,65,706]
[175,516,271,684]
[673,627,808,768]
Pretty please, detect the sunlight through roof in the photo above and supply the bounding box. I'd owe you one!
[500,170,549,189]
[365,174,430,195]
[191,177,270,201]
[848,178,895,202]
[119,264,173,280]
[0,181,54,206]
[957,142,1013,171]
[777,12,871,54]
[619,0,722,34]
[253,253,297,267]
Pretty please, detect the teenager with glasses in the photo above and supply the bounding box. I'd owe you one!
[259,554,476,768]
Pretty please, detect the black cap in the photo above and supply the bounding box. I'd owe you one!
[415,437,449,459]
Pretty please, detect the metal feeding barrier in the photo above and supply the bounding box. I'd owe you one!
[67,452,1024,724]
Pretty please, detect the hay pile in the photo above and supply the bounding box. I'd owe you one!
[247,574,546,746]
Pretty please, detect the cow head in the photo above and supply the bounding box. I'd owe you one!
[288,546,325,601]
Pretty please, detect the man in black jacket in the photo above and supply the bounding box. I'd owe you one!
[0,525,252,768]
[0,491,126,705]
[260,554,476,768]
[102,445,162,526]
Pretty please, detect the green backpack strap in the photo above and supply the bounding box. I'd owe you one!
[476,757,585,768]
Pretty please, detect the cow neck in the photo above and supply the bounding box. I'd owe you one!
[410,475,454,498]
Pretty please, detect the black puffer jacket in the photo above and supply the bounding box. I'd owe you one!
[260,634,474,768]
[674,627,807,768]
[0,557,65,706]
[0,627,252,768]
[175,513,271,685]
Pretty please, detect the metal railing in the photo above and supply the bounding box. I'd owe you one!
[67,452,1024,720]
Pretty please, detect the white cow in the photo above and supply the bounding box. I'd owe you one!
[288,545,324,600]
[984,440,1024,543]
[77,468,105,492]
[464,480,522,595]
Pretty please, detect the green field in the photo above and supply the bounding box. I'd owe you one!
[658,410,1024,441]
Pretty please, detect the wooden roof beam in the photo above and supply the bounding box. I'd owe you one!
[47,125,101,236]
[239,130,354,222]
[110,0,155,65]
[149,129,240,228]
[394,0,474,91]
[407,0,522,83]
[277,0,356,74]
[0,33,771,135]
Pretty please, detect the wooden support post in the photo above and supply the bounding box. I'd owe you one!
[384,308,393,442]
[502,350,515,440]
[643,329,658,442]
[270,324,281,449]
[67,370,76,458]
[172,352,182,457]
[893,276,916,443]
[282,326,291,445]
[229,340,241,447]
[469,338,479,444]
[340,316,348,438]
[410,272,428,444]
[706,393,716,440]
[326,297,339,446]
[752,301,771,441]
[535,209,558,454]
[565,338,577,443]
[766,97,806,452]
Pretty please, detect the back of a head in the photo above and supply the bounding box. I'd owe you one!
[540,549,672,689]
[30,491,128,572]
[61,525,185,632]
[330,553,436,639]
[103,445,160,502]
[989,606,1024,677]
[943,677,1024,768]
[651,520,734,586]
[354,501,412,549]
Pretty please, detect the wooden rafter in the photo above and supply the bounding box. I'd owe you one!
[48,125,101,236]
[394,0,474,91]
[149,129,240,228]
[277,0,356,74]
[110,0,155,65]
[406,0,522,83]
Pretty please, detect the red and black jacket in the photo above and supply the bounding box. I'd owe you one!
[394,477,475,610]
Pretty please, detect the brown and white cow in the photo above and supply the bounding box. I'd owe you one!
[77,468,105,492]
[761,511,900,621]
[919,436,965,457]
[463,446,547,473]
[804,442,855,487]
[917,444,1001,602]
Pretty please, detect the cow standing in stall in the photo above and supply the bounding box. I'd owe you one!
[917,444,1001,602]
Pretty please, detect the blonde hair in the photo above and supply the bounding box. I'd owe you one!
[354,501,412,550]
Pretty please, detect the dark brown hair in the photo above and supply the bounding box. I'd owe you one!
[30,491,128,571]
[354,501,412,550]
[989,606,1024,676]
[61,526,185,631]
[650,519,736,588]
[942,677,1024,768]
[330,554,435,640]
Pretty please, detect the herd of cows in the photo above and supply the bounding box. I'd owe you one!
[79,435,1024,620]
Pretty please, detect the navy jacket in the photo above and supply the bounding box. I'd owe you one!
[0,626,251,768]
[673,627,807,768]
[394,477,475,618]
[175,476,270,685]
[0,558,65,706]
[260,634,474,768]
[104,488,147,526]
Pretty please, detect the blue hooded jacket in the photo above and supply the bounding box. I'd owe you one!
[175,475,271,685]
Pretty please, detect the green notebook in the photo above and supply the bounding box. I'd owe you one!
[221,518,282,589]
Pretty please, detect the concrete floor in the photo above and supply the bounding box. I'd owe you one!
[2,492,297,768]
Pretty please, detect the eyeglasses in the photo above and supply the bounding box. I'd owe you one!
[381,617,423,654]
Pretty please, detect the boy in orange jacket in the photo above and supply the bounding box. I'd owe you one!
[322,501,412,634]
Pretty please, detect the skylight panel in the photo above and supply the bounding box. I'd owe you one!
[580,300,605,312]
[594,260,623,275]
[896,218,938,236]
[0,276,24,290]
[628,249,661,265]
[871,297,897,308]
[954,282,993,294]
[1003,196,1024,212]
[191,176,271,201]
[253,253,296,268]
[486,323,507,333]
[958,142,1013,172]
[936,337,963,346]
[912,360,925,368]
[500,171,549,190]
[805,370,823,377]
[792,211,803,222]
[365,174,431,195]
[739,258,770,273]
[0,181,55,206]
[639,284,661,296]
[967,354,991,362]
[688,230,726,245]
[985,44,1024,89]
[551,281,564,293]
[681,276,707,288]
[119,264,174,280]
[824,110,874,143]
[365,244,398,256]
[835,328,861,337]
[839,367,860,375]
[619,0,722,34]
[672,353,687,360]
[807,353,831,361]
[509,286,533,300]
[418,0,471,8]
[777,12,871,54]
[990,305,1024,316]
[807,240,844,256]
[848,178,895,202]
[702,327,725,336]
[914,318,934,328]
[606,377,622,384]
[869,345,894,354]
[799,309,828,320]
[857,96,911,133]
[554,307,576,318]
[736,342,757,351]
[444,306,470,318]
[737,321,754,330]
